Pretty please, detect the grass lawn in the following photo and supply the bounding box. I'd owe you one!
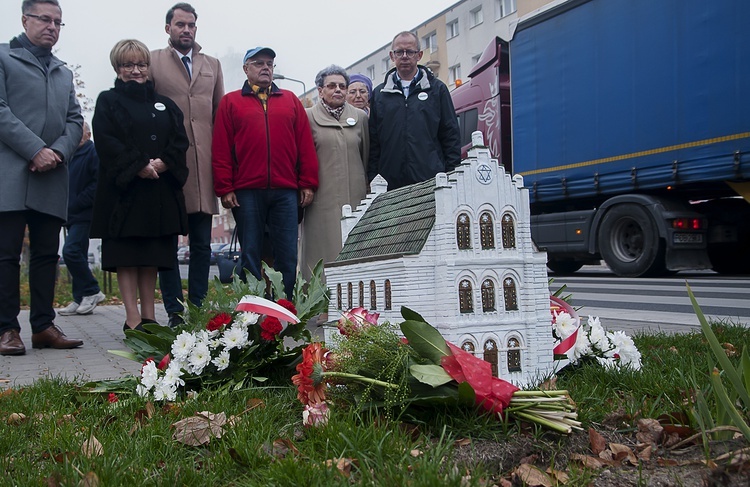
[1,322,748,486]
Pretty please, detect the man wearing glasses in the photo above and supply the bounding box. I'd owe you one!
[0,0,84,355]
[368,31,461,190]
[212,47,318,300]
[150,2,225,328]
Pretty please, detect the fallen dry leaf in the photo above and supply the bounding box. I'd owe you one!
[610,442,638,465]
[519,453,539,465]
[668,346,678,354]
[539,376,557,391]
[571,453,608,469]
[81,436,103,458]
[7,412,27,425]
[324,458,355,478]
[261,438,299,459]
[637,445,653,462]
[589,427,607,455]
[454,438,472,447]
[636,418,663,445]
[598,450,614,462]
[498,478,513,487]
[77,471,100,487]
[546,467,570,484]
[410,449,423,458]
[172,411,226,446]
[246,398,265,410]
[45,473,62,487]
[722,342,737,357]
[513,464,553,487]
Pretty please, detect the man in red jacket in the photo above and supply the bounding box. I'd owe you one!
[212,46,318,299]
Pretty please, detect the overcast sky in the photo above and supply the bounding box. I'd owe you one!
[1,0,459,116]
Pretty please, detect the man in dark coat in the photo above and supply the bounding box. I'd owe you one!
[368,31,461,190]
[0,0,84,355]
[59,122,106,316]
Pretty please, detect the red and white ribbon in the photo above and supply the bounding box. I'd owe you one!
[235,295,299,324]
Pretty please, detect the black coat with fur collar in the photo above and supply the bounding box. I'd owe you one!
[91,79,188,239]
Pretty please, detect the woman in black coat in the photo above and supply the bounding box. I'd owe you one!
[91,39,188,332]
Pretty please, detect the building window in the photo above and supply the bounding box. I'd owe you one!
[481,279,496,312]
[446,19,459,39]
[461,341,475,356]
[370,280,377,310]
[448,64,461,86]
[358,281,364,308]
[337,283,342,310]
[459,279,473,313]
[501,213,516,249]
[422,31,437,53]
[470,6,483,27]
[381,57,390,74]
[347,282,353,309]
[480,212,495,249]
[507,337,522,372]
[366,65,375,80]
[495,0,517,20]
[456,213,471,249]
[483,339,498,377]
[503,277,518,311]
[384,279,392,310]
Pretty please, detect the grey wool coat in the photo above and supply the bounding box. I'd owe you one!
[0,39,84,221]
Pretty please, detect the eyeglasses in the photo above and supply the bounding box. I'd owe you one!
[391,49,420,59]
[247,60,275,69]
[119,63,149,71]
[324,83,347,91]
[347,88,369,98]
[24,13,65,28]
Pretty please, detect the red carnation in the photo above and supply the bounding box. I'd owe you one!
[260,316,283,341]
[207,312,233,331]
[157,353,171,371]
[276,299,297,316]
[108,393,119,403]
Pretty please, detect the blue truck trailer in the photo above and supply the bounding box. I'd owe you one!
[452,0,750,276]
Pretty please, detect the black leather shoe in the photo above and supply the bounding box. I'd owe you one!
[123,322,145,333]
[31,325,83,349]
[167,314,184,329]
[0,329,26,356]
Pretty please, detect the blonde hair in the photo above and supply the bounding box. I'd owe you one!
[109,39,151,72]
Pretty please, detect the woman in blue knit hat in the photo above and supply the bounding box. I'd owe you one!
[346,73,372,115]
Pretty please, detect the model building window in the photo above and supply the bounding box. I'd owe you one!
[461,341,475,357]
[459,279,473,313]
[358,281,364,308]
[347,282,353,309]
[384,279,392,310]
[480,212,495,249]
[507,337,521,372]
[369,280,377,310]
[456,213,472,249]
[501,213,516,248]
[337,283,342,310]
[503,277,518,310]
[481,279,496,312]
[483,339,498,377]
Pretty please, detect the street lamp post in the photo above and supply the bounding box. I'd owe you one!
[272,73,306,99]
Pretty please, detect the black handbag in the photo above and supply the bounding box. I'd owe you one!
[216,229,242,283]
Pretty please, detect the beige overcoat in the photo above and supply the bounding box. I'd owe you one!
[301,102,369,279]
[150,42,224,215]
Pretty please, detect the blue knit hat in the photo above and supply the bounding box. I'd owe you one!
[348,73,373,98]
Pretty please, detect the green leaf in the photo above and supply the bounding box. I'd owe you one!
[409,364,454,387]
[400,320,450,365]
[457,381,476,407]
[262,261,286,300]
[742,347,750,394]
[108,350,139,361]
[687,283,750,409]
[709,369,750,442]
[400,306,427,323]
[293,260,330,325]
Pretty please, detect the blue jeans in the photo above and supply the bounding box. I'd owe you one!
[159,212,212,315]
[62,222,100,303]
[233,189,298,300]
[0,210,61,334]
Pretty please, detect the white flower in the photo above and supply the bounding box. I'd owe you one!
[553,311,578,340]
[568,330,592,363]
[609,330,642,370]
[602,332,620,358]
[587,316,607,351]
[234,312,260,327]
[172,331,197,361]
[153,380,177,402]
[187,341,212,375]
[221,325,249,351]
[596,356,618,369]
[140,360,159,389]
[212,350,231,371]
[136,384,150,397]
[163,360,185,387]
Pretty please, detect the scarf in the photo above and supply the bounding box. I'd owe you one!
[320,99,345,121]
[15,33,53,70]
[251,84,271,112]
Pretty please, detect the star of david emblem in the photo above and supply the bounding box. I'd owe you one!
[475,164,493,184]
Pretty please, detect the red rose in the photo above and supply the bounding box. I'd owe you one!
[207,312,232,331]
[260,316,283,341]
[276,299,297,316]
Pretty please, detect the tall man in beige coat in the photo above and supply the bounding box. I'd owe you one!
[150,2,224,327]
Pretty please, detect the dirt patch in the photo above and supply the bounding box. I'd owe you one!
[453,428,749,486]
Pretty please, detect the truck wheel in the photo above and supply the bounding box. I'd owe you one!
[546,259,584,275]
[598,204,663,277]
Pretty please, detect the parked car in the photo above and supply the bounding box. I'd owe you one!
[177,246,190,264]
[210,243,227,265]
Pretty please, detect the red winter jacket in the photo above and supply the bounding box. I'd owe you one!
[212,82,318,196]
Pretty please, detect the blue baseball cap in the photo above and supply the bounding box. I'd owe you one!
[243,47,276,63]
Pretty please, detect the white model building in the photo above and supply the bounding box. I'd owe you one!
[324,132,553,386]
